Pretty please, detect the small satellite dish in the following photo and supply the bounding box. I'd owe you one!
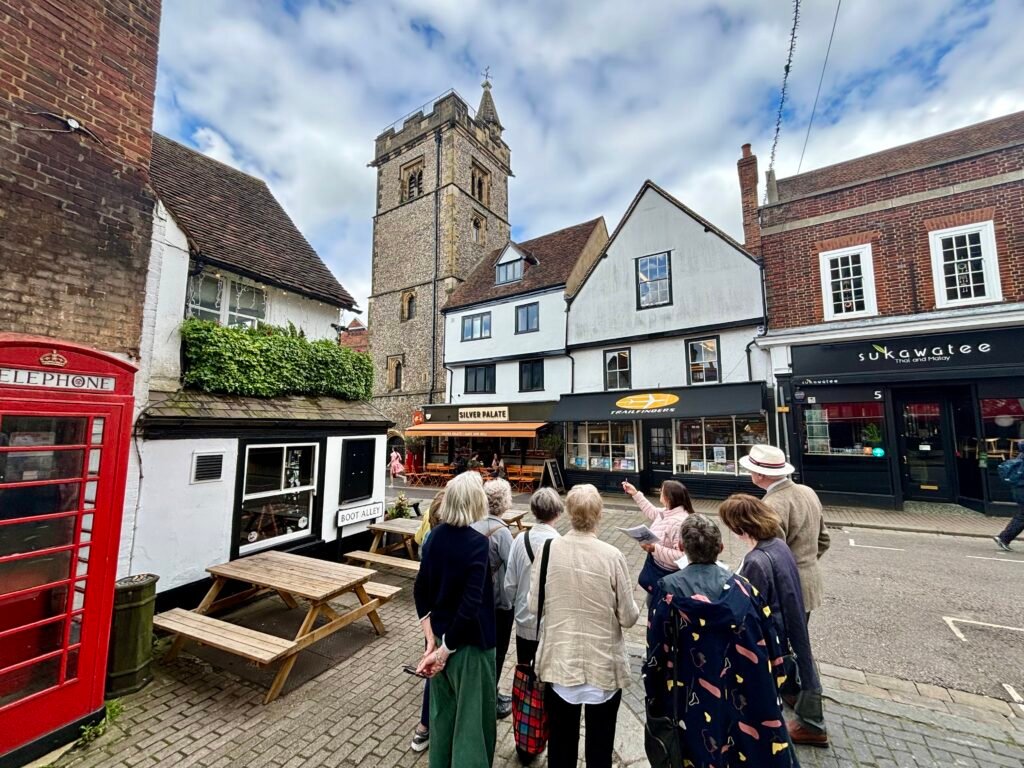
[66,117,81,131]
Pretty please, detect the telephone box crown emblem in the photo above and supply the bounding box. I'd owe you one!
[39,350,68,368]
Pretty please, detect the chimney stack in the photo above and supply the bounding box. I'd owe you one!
[737,144,761,256]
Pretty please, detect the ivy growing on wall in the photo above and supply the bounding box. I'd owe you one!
[180,319,374,400]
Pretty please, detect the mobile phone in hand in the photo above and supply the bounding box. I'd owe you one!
[403,664,428,678]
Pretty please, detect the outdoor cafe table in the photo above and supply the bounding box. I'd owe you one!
[158,550,386,704]
[368,517,423,559]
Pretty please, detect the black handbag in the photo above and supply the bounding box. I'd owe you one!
[638,552,676,595]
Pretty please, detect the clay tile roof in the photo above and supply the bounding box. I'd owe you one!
[445,218,605,312]
[149,134,355,309]
[776,110,1024,202]
[143,390,389,426]
[346,318,366,331]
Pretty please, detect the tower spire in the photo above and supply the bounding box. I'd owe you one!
[477,69,502,130]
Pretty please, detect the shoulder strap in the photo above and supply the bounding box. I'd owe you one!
[483,517,510,538]
[524,529,535,563]
[536,538,553,626]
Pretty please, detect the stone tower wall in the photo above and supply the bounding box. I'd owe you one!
[369,90,511,431]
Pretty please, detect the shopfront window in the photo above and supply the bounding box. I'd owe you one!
[673,415,768,475]
[566,421,637,472]
[802,403,886,457]
[239,443,317,553]
[980,399,1024,460]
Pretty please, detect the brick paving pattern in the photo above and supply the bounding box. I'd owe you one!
[52,504,1023,768]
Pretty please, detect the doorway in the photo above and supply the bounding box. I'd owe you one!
[642,419,673,493]
[894,394,955,501]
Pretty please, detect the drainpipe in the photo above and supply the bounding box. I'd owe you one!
[429,128,441,404]
[563,298,575,393]
[444,364,454,404]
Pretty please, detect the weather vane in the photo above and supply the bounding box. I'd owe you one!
[481,66,492,84]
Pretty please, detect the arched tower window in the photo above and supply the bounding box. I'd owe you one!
[400,290,416,322]
[401,159,425,203]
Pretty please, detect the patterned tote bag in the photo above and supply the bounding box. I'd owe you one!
[511,536,552,759]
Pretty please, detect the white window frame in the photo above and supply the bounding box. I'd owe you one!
[928,221,1002,309]
[239,442,318,555]
[187,271,268,328]
[818,243,877,322]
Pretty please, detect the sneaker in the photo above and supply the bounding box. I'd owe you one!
[497,692,513,719]
[993,536,1013,552]
[410,727,429,752]
[787,720,829,748]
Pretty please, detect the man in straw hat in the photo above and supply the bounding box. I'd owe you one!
[738,445,830,618]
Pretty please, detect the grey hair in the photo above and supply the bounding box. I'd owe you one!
[679,514,722,564]
[442,471,487,527]
[483,478,513,518]
[529,487,563,523]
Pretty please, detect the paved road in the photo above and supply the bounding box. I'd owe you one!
[730,525,1024,703]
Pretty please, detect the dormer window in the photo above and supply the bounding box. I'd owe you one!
[400,159,424,203]
[495,259,522,285]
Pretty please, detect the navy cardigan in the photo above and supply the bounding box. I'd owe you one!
[740,537,821,693]
[413,523,496,651]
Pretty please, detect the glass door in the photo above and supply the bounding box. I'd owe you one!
[0,403,123,753]
[896,398,954,501]
[642,419,673,492]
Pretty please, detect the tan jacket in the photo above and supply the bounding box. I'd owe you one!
[763,478,831,612]
[528,530,640,691]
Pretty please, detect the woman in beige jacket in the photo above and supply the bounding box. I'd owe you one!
[528,484,640,768]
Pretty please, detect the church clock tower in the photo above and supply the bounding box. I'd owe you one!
[368,82,512,429]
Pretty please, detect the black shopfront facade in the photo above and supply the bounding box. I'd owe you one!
[780,326,1024,515]
[551,382,774,498]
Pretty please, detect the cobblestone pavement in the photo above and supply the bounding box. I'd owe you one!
[53,507,1024,768]
[394,486,1009,539]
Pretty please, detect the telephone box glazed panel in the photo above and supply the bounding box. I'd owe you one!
[0,335,135,761]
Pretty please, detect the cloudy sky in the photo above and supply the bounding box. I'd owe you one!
[154,0,1024,321]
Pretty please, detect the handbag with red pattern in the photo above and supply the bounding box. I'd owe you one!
[511,536,552,761]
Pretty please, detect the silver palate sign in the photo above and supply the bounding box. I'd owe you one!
[458,406,509,422]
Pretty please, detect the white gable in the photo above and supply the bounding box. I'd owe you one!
[497,242,529,265]
[568,185,763,347]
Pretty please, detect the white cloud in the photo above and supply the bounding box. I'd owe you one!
[154,0,1024,315]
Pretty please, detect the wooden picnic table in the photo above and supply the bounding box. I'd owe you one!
[155,550,395,704]
[368,517,422,559]
[501,509,527,532]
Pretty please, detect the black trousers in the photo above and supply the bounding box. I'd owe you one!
[515,635,539,666]
[545,687,621,768]
[495,607,515,687]
[998,502,1024,544]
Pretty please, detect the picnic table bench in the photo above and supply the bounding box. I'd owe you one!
[343,517,422,575]
[153,550,397,704]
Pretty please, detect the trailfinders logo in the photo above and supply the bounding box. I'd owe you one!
[611,392,680,415]
[858,341,992,365]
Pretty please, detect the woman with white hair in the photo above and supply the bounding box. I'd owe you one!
[473,478,516,718]
[529,484,639,768]
[414,471,496,768]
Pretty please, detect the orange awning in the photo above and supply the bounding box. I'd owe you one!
[405,422,547,438]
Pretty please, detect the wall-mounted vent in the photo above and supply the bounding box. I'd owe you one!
[191,452,224,484]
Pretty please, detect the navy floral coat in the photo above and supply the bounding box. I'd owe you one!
[643,564,799,768]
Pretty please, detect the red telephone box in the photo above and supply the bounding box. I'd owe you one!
[0,335,135,762]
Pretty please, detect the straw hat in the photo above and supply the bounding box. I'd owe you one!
[738,444,795,477]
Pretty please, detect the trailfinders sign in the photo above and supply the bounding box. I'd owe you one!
[458,406,509,422]
[792,327,1024,383]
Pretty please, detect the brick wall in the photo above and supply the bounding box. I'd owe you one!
[760,147,1024,329]
[0,0,161,355]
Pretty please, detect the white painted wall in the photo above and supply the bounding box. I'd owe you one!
[130,438,239,592]
[322,434,388,540]
[568,186,764,347]
[448,355,572,403]
[265,287,341,341]
[444,289,567,365]
[147,205,191,392]
[571,326,768,393]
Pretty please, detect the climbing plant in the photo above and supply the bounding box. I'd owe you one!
[180,319,373,400]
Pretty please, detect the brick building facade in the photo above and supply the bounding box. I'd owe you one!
[0,0,161,356]
[368,84,512,430]
[741,111,1024,514]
